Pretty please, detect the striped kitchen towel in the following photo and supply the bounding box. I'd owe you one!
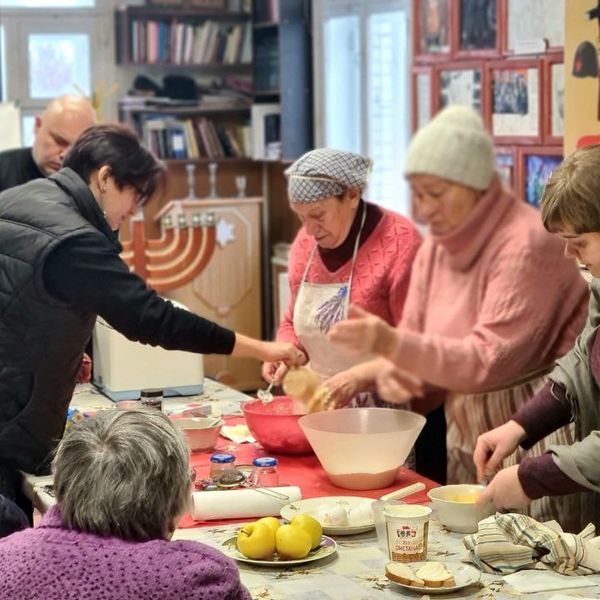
[463,512,600,575]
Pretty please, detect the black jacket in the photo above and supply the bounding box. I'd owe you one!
[0,169,235,474]
[0,147,44,193]
[0,170,101,473]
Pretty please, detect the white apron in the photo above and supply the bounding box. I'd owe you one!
[293,208,369,381]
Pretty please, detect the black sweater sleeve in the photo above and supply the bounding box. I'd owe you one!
[43,232,236,355]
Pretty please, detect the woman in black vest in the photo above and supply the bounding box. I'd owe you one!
[0,124,304,520]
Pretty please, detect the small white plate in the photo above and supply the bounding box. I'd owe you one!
[222,534,337,566]
[280,496,375,535]
[386,561,481,594]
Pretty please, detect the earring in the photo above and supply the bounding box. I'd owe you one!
[101,187,107,193]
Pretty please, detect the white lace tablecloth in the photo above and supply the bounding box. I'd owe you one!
[29,382,600,598]
[70,378,251,416]
[173,517,600,600]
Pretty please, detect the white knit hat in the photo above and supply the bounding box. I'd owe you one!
[285,148,372,203]
[404,106,495,191]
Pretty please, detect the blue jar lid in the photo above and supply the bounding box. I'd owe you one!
[210,453,235,463]
[252,457,278,467]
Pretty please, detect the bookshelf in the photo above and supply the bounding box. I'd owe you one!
[115,5,252,67]
[115,4,254,163]
[114,4,269,391]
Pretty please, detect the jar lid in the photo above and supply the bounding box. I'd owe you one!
[140,388,163,398]
[252,457,278,467]
[210,453,236,463]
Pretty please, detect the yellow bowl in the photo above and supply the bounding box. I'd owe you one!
[427,484,494,533]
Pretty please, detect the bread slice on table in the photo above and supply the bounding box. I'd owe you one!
[414,562,455,587]
[385,563,424,587]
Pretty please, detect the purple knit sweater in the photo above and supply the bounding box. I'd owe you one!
[0,506,251,600]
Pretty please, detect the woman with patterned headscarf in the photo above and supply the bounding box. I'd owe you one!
[261,148,421,408]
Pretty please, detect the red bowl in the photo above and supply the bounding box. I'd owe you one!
[242,396,313,456]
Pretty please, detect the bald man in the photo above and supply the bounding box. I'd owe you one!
[0,94,96,193]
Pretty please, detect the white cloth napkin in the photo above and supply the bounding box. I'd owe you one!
[504,570,597,593]
[191,486,301,520]
[464,513,600,575]
[220,424,255,443]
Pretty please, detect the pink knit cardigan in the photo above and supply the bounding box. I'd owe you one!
[277,206,422,348]
[392,177,589,393]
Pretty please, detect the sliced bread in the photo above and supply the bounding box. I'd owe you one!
[414,562,455,587]
[384,563,424,587]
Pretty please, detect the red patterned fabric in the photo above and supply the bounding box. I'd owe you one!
[179,416,437,528]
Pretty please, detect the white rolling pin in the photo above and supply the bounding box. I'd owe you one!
[191,486,302,520]
[379,482,426,502]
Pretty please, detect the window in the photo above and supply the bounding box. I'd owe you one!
[0,0,94,7]
[0,0,118,147]
[0,25,5,101]
[28,32,91,98]
[313,0,412,215]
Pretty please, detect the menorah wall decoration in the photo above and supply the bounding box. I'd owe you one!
[120,208,217,293]
[121,196,264,390]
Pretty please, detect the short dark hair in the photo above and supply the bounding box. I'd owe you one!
[541,144,600,233]
[63,124,164,204]
[53,407,190,541]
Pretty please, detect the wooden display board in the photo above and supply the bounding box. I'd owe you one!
[154,197,264,390]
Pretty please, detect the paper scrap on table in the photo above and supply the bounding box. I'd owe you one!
[192,486,302,520]
[220,424,255,443]
[504,570,597,593]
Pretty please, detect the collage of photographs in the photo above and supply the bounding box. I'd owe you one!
[411,0,564,208]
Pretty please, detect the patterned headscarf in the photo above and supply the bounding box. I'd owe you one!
[285,148,372,203]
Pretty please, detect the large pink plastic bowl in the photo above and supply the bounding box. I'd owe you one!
[242,396,313,455]
[299,408,426,490]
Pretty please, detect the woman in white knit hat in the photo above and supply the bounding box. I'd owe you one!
[329,106,589,530]
[261,147,421,408]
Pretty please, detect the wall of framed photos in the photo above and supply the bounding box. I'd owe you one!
[411,0,565,209]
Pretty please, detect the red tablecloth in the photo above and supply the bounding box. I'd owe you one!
[179,416,439,528]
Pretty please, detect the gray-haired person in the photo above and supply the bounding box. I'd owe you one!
[261,147,422,409]
[0,407,251,599]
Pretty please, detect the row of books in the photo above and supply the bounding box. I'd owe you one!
[127,19,252,65]
[139,116,251,160]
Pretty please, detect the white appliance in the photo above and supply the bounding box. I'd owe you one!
[92,312,204,401]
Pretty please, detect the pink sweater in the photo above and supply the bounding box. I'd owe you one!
[277,206,422,348]
[393,177,588,393]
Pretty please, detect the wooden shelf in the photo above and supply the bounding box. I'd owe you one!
[253,89,280,97]
[253,21,279,30]
[118,62,252,70]
[163,157,254,164]
[122,7,250,21]
[120,104,251,116]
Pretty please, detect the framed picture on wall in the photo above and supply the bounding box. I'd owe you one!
[413,0,452,62]
[487,59,543,144]
[452,0,502,58]
[494,145,516,189]
[505,0,564,54]
[543,52,565,144]
[434,61,486,113]
[411,65,434,131]
[516,146,563,208]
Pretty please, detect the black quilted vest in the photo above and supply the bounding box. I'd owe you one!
[0,168,118,474]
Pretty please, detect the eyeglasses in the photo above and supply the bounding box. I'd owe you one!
[134,186,150,207]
